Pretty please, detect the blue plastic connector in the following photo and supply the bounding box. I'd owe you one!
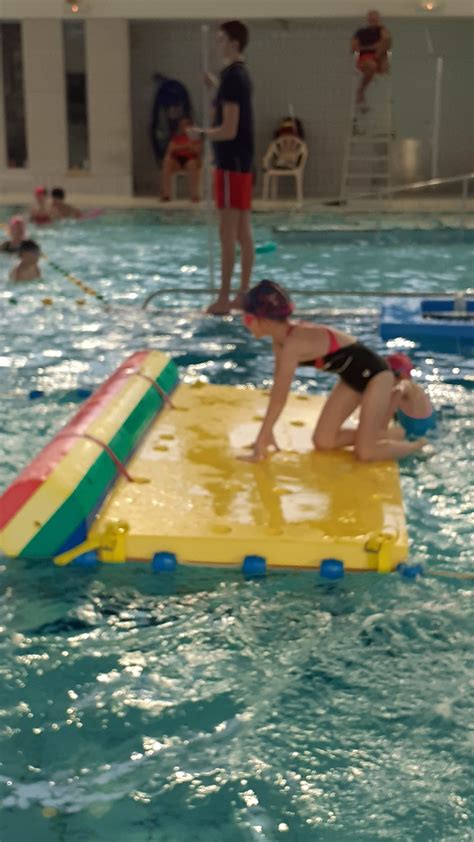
[75,388,92,400]
[320,558,345,580]
[71,551,99,568]
[151,552,177,572]
[397,562,424,579]
[242,555,267,577]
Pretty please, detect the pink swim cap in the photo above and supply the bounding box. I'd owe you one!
[9,215,26,234]
[34,185,47,197]
[386,352,413,378]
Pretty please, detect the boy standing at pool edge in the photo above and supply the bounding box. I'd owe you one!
[190,20,254,315]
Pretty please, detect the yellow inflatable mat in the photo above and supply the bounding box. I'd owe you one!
[87,381,407,574]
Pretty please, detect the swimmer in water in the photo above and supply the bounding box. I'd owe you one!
[49,187,82,220]
[385,352,437,438]
[30,186,52,224]
[242,279,427,462]
[0,215,26,253]
[9,240,42,282]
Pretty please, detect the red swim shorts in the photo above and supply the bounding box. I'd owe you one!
[357,51,380,71]
[214,169,252,211]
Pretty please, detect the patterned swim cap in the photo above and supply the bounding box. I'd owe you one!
[243,280,294,320]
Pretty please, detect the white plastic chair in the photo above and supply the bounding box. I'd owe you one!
[170,169,202,200]
[262,136,308,203]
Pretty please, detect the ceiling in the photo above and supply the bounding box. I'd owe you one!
[1,0,473,19]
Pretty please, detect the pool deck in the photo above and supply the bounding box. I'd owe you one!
[1,193,473,215]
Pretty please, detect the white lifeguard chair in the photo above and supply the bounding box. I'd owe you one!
[262,135,308,203]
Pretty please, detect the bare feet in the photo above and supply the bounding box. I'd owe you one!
[408,437,429,455]
[229,290,247,311]
[206,297,231,316]
[411,438,436,460]
[386,425,406,441]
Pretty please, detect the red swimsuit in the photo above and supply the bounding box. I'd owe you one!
[285,322,389,393]
[313,327,341,369]
[286,323,341,368]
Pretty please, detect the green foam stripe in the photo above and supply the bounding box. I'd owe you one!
[20,360,179,559]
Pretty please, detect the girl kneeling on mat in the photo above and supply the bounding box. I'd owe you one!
[242,280,427,462]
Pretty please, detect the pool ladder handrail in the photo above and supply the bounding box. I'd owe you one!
[142,287,474,311]
[322,171,474,220]
[339,170,474,201]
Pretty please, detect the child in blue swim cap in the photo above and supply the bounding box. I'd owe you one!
[386,353,436,438]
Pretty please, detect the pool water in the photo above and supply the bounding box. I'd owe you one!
[0,210,473,841]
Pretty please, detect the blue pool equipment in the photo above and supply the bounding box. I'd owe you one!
[320,558,345,580]
[255,241,277,255]
[242,555,267,577]
[74,387,93,400]
[397,563,424,580]
[152,552,178,572]
[380,294,474,353]
[72,551,99,568]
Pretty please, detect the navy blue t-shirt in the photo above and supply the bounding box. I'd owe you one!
[213,61,254,172]
[355,26,382,53]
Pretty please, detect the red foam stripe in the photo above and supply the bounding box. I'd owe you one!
[0,350,150,530]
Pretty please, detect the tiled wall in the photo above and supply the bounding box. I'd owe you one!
[130,17,474,198]
[0,18,133,197]
[1,16,471,199]
[85,19,132,194]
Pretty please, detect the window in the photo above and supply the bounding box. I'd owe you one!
[1,23,27,168]
[63,21,89,170]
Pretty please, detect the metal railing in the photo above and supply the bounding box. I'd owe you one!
[323,171,473,227]
[309,171,474,231]
[143,286,474,312]
[332,171,473,203]
[143,174,474,315]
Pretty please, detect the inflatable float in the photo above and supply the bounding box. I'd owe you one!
[0,351,408,575]
[380,295,474,353]
[81,208,104,220]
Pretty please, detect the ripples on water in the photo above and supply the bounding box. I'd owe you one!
[0,211,473,840]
